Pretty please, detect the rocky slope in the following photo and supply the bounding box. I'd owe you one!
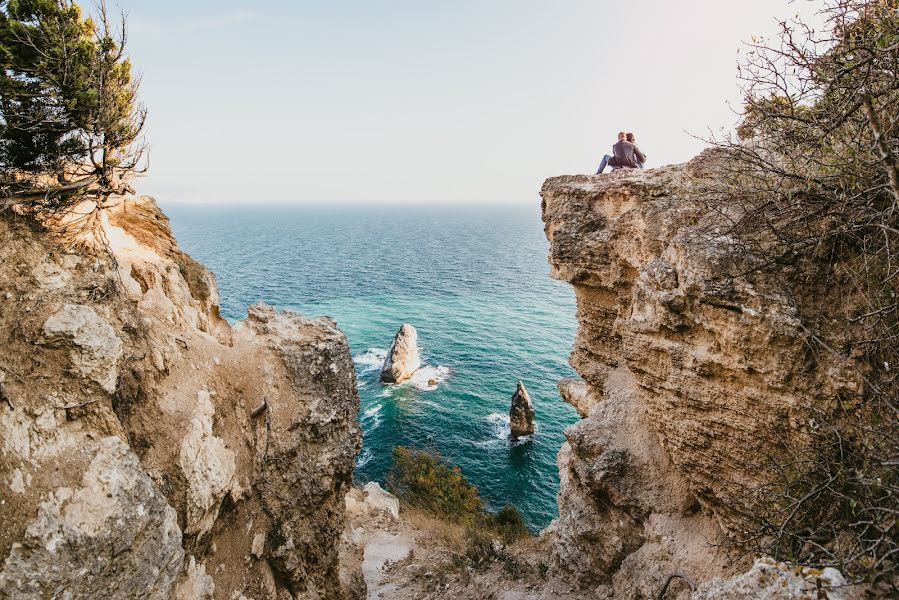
[541,157,863,598]
[0,196,361,599]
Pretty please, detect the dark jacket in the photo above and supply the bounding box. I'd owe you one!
[608,140,646,168]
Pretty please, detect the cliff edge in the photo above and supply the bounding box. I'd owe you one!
[0,196,362,600]
[541,158,863,598]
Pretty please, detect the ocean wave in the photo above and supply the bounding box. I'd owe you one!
[360,402,384,430]
[486,412,510,440]
[353,348,387,373]
[355,448,373,468]
[409,365,450,391]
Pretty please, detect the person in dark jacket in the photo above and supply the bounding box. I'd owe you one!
[596,132,647,174]
[626,132,646,169]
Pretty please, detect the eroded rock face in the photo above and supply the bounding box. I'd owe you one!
[0,436,183,599]
[509,381,535,437]
[40,303,123,393]
[541,161,863,593]
[380,324,421,383]
[178,389,237,537]
[0,196,362,600]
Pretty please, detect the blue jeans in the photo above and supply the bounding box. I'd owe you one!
[597,155,642,173]
[596,154,613,174]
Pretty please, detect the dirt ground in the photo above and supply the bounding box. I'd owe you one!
[342,487,592,600]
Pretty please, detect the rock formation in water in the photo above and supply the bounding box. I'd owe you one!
[509,381,535,437]
[0,196,362,600]
[380,324,421,384]
[541,157,863,597]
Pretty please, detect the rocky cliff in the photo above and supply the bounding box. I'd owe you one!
[0,196,361,600]
[541,158,863,597]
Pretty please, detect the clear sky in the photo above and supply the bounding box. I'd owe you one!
[114,0,813,205]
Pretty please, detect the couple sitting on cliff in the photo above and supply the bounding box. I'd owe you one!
[595,131,646,174]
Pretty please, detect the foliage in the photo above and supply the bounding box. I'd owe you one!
[0,0,146,205]
[387,446,531,544]
[0,0,93,171]
[704,0,898,588]
[387,447,484,525]
[480,504,530,544]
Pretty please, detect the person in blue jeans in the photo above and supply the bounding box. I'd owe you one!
[596,131,647,174]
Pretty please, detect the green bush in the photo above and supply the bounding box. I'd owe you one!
[387,447,531,543]
[386,447,483,524]
[480,504,529,543]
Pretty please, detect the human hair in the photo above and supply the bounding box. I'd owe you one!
[617,131,626,140]
[626,133,635,142]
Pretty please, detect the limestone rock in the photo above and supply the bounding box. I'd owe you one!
[541,159,863,591]
[691,558,861,599]
[173,556,215,600]
[362,481,400,520]
[380,324,421,383]
[251,532,266,559]
[0,436,184,599]
[1,199,362,600]
[509,381,535,437]
[178,390,236,537]
[245,304,362,598]
[41,303,123,393]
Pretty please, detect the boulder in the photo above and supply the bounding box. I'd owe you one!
[41,304,123,393]
[509,381,535,437]
[178,390,236,537]
[0,436,184,599]
[380,324,421,383]
[362,482,400,520]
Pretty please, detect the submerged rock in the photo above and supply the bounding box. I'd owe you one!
[380,324,421,383]
[509,381,535,437]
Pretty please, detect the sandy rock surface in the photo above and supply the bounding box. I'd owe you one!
[0,197,361,600]
[541,159,864,596]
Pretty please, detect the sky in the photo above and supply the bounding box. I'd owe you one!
[112,0,818,205]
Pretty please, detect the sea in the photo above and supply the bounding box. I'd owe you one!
[164,203,579,531]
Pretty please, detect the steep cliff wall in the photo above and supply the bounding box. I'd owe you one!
[0,196,361,600]
[541,158,862,597]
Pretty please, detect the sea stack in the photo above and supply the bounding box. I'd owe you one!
[509,381,535,437]
[380,324,422,383]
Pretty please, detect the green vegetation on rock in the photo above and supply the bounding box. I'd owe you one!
[387,446,529,542]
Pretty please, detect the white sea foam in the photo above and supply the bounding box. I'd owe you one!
[363,404,383,418]
[486,412,510,440]
[486,412,510,424]
[355,448,373,468]
[409,365,450,391]
[353,348,387,373]
[484,412,536,443]
[415,399,443,411]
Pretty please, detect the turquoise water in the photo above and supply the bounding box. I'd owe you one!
[164,203,579,530]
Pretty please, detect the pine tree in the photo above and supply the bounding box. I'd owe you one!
[0,0,146,206]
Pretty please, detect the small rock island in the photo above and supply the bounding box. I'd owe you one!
[509,380,535,437]
[380,324,422,383]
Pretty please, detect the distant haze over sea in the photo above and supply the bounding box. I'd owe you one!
[167,203,579,530]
